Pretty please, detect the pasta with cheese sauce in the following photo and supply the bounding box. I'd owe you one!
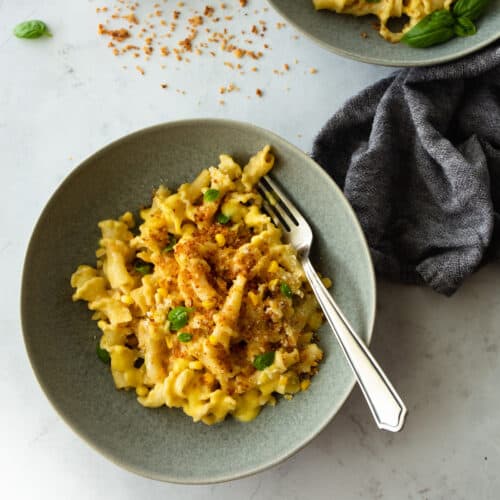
[71,147,326,424]
[314,0,454,42]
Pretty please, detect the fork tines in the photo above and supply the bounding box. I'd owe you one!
[257,175,300,232]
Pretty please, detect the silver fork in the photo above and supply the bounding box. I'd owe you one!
[257,175,407,432]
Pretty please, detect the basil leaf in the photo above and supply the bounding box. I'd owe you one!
[216,212,230,224]
[365,0,381,3]
[133,257,154,275]
[14,20,52,39]
[401,10,455,48]
[280,282,293,298]
[163,234,177,252]
[177,332,193,342]
[253,351,275,370]
[96,343,111,364]
[168,306,194,331]
[453,0,491,20]
[204,189,220,202]
[454,16,477,36]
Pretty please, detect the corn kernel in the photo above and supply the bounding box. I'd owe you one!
[215,233,226,247]
[120,294,134,305]
[301,379,311,391]
[322,277,333,288]
[267,260,279,273]
[299,332,313,346]
[124,369,140,385]
[157,287,167,298]
[268,278,279,290]
[182,223,196,235]
[276,375,289,394]
[202,299,216,309]
[153,311,165,323]
[208,334,218,345]
[136,386,149,397]
[307,311,323,330]
[248,291,260,306]
[111,346,135,371]
[265,191,277,206]
[189,360,203,370]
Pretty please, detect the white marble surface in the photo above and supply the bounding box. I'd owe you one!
[2,1,499,499]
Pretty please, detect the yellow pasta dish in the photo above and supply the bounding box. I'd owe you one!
[313,0,454,42]
[71,146,326,425]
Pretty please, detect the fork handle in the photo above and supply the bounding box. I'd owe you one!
[302,258,407,432]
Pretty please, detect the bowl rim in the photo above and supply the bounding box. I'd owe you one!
[266,0,500,67]
[21,118,376,484]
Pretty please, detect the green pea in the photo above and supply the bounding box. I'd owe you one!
[216,213,231,224]
[133,258,154,275]
[177,332,193,342]
[168,306,194,331]
[280,282,293,298]
[96,342,110,364]
[163,234,177,252]
[204,189,220,202]
[253,351,275,370]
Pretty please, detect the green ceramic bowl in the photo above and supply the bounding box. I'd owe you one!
[21,119,375,483]
[268,0,500,66]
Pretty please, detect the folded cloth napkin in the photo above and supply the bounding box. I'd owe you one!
[312,42,500,295]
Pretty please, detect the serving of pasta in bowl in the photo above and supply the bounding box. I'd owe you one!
[22,119,375,483]
[267,0,500,66]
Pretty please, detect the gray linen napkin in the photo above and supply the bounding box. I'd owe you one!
[313,42,500,295]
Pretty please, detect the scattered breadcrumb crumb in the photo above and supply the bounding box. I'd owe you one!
[124,13,138,24]
[98,24,130,42]
[95,1,312,103]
